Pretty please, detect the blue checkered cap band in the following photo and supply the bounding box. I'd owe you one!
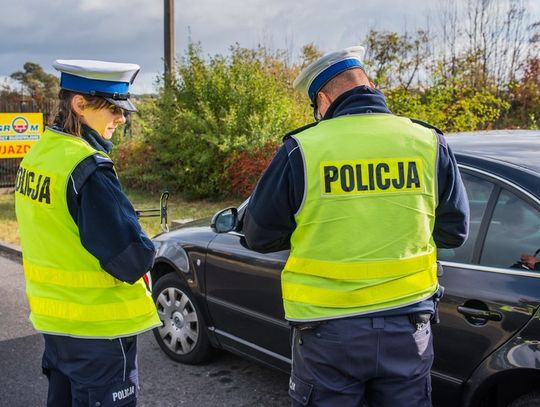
[293,46,366,101]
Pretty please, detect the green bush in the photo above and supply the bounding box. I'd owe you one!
[224,141,279,198]
[113,37,536,199]
[387,64,510,132]
[114,139,160,192]
[146,43,310,198]
[112,96,164,191]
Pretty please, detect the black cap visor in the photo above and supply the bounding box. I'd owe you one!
[105,97,137,113]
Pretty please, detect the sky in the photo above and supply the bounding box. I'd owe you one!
[1,0,539,94]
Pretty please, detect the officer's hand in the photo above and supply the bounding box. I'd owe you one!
[520,255,538,269]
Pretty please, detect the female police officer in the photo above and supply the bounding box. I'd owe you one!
[15,60,160,407]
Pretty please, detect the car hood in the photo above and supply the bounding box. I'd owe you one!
[152,217,213,241]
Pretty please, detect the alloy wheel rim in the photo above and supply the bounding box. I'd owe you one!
[156,287,199,355]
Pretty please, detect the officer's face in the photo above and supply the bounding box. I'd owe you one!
[82,104,126,140]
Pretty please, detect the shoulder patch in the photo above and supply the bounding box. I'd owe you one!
[282,121,319,142]
[436,132,447,149]
[91,153,114,168]
[410,118,444,136]
[69,154,112,195]
[283,137,299,156]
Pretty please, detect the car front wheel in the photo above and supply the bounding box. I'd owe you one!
[508,391,540,407]
[152,272,213,364]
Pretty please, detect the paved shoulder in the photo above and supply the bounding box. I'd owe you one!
[0,255,47,405]
[0,254,289,406]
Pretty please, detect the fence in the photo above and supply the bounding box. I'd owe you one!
[0,99,54,188]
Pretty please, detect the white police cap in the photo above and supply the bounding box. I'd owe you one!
[293,46,366,102]
[53,59,140,112]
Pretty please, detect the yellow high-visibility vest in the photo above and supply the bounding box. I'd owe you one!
[15,128,160,338]
[282,114,439,321]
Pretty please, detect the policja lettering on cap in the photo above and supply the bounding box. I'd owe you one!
[53,59,140,112]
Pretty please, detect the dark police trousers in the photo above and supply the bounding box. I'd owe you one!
[42,334,138,407]
[289,314,433,407]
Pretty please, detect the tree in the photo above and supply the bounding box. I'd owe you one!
[299,43,323,68]
[506,57,540,128]
[363,29,431,90]
[437,0,530,91]
[0,80,20,106]
[10,62,59,104]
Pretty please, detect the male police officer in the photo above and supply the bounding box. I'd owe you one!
[243,46,469,406]
[15,60,160,406]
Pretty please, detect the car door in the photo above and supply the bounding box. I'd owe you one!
[204,205,291,367]
[432,167,540,404]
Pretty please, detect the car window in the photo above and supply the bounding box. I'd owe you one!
[480,189,540,270]
[438,172,494,263]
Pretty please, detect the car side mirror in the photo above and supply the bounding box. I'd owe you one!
[211,207,238,233]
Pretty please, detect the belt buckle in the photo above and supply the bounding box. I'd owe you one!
[297,322,321,331]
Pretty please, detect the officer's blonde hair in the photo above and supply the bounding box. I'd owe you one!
[53,90,111,137]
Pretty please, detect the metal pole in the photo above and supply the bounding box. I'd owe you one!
[164,0,176,78]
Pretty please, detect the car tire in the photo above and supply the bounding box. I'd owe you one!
[152,272,213,364]
[508,392,540,407]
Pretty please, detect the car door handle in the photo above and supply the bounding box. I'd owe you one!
[457,306,503,322]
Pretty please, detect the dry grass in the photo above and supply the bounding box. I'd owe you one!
[0,189,19,244]
[126,189,239,237]
[0,188,240,245]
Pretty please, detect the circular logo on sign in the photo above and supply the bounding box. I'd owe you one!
[12,116,29,134]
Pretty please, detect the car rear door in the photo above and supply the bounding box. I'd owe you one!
[432,167,540,405]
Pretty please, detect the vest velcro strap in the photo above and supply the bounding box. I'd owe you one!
[282,267,438,308]
[28,295,155,322]
[284,251,436,280]
[24,262,119,288]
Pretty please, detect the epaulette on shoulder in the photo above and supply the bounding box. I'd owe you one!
[91,153,114,168]
[282,121,319,142]
[410,118,444,136]
[69,154,113,195]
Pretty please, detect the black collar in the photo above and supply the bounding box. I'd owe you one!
[81,124,113,154]
[323,86,392,119]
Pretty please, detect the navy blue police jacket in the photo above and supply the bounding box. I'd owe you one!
[60,124,155,284]
[243,86,470,318]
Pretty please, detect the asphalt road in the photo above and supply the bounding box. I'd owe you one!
[0,255,290,406]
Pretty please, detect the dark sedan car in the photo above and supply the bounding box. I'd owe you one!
[150,131,540,407]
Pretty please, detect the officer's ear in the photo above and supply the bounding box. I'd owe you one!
[316,91,333,117]
[71,95,86,116]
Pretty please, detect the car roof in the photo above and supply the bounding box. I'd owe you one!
[447,130,540,175]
